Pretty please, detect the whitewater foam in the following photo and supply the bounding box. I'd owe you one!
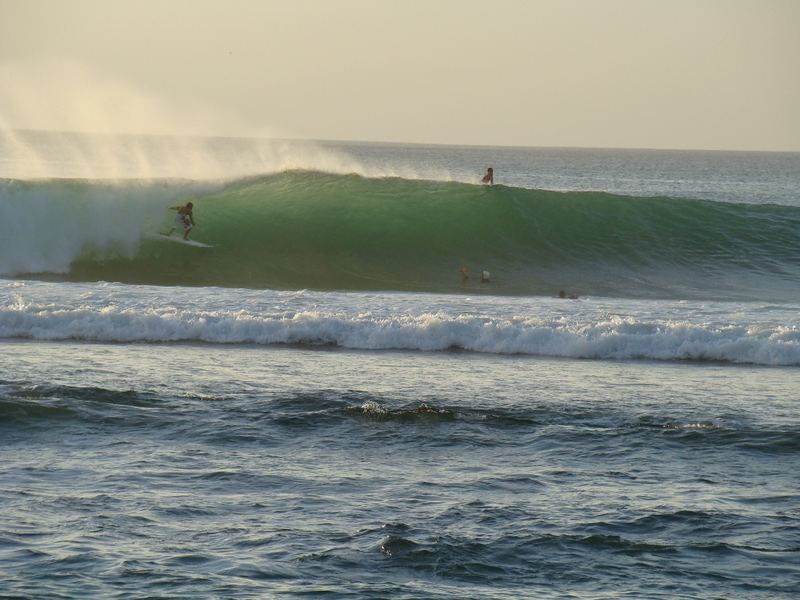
[2,286,798,366]
[0,179,171,275]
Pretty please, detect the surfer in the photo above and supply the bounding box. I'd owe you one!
[481,167,494,185]
[459,266,469,283]
[168,202,195,240]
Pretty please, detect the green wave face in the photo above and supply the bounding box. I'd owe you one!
[34,172,800,299]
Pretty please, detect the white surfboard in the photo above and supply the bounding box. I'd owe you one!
[150,234,213,248]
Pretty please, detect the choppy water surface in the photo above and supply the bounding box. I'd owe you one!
[1,340,799,599]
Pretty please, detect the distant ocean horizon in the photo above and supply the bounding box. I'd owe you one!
[11,125,800,153]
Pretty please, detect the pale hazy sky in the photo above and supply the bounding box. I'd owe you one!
[1,0,798,151]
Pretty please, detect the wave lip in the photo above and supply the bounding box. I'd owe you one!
[1,301,798,366]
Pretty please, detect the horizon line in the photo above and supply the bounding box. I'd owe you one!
[5,127,800,155]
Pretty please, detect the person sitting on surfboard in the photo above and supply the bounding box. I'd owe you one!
[168,202,195,240]
[481,167,494,185]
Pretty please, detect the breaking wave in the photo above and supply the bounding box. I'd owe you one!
[1,171,799,301]
[1,297,798,365]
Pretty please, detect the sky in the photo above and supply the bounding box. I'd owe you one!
[1,0,798,151]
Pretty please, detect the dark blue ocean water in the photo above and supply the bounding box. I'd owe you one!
[1,340,799,599]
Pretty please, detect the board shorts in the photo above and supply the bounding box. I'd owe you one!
[174,214,192,230]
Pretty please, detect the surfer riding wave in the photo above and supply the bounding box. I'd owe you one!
[168,202,195,240]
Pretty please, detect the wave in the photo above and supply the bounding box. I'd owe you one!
[5,384,799,455]
[2,171,799,301]
[1,299,798,365]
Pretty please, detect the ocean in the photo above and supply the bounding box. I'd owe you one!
[1,131,798,599]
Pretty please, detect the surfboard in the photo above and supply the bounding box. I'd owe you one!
[150,234,213,248]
